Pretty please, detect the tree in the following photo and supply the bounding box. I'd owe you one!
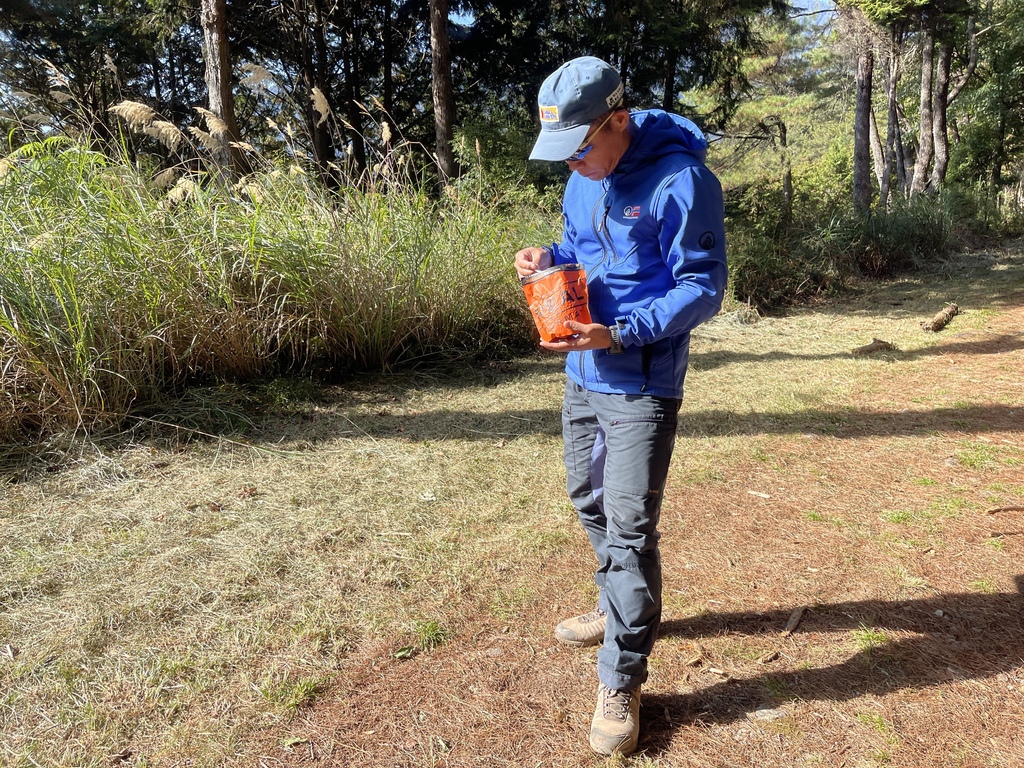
[199,0,247,173]
[430,0,457,181]
[948,0,1024,205]
[910,8,935,194]
[0,1,164,144]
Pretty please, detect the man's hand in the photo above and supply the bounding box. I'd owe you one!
[540,321,613,352]
[514,246,552,277]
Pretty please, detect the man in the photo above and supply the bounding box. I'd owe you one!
[514,56,727,756]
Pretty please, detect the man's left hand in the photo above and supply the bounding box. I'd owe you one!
[540,322,613,352]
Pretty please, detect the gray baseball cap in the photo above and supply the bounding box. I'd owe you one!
[529,56,624,161]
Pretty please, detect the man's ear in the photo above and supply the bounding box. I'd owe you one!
[610,110,631,132]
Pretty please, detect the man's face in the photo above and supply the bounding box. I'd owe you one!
[565,111,626,180]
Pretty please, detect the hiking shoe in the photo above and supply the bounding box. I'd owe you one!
[554,608,606,647]
[589,683,641,756]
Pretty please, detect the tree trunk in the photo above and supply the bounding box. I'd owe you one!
[199,0,246,174]
[662,50,677,112]
[879,29,903,211]
[777,118,792,234]
[429,0,457,182]
[948,15,978,105]
[853,42,874,214]
[340,46,366,177]
[910,13,935,196]
[383,0,394,118]
[869,106,885,192]
[930,36,952,189]
[896,113,911,196]
[167,43,181,122]
[989,109,1007,203]
[311,0,339,187]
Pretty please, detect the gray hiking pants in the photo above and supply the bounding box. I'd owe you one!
[561,380,681,692]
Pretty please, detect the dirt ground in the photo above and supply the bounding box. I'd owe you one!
[8,248,1014,768]
[226,253,1024,768]
[240,251,1024,768]
[3,154,1024,768]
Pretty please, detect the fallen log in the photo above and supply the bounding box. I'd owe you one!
[851,338,897,355]
[922,303,959,332]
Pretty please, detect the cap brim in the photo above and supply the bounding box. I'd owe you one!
[529,124,591,161]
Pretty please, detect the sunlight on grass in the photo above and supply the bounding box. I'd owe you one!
[885,564,929,591]
[954,442,999,470]
[858,710,901,753]
[986,537,1006,551]
[258,673,330,713]
[853,626,889,652]
[414,619,452,650]
[969,578,999,593]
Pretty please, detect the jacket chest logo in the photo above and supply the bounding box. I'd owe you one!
[622,205,641,220]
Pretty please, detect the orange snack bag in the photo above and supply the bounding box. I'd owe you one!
[521,264,592,342]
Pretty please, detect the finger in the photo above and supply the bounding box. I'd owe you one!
[540,339,571,351]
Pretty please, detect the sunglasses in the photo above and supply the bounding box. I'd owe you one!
[566,109,617,163]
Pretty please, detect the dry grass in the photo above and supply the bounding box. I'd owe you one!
[2,243,1023,768]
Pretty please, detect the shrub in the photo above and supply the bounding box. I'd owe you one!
[0,139,550,440]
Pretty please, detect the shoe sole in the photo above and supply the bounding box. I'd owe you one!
[554,633,601,648]
[589,731,638,756]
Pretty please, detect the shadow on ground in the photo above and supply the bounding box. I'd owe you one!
[641,575,1024,753]
[690,330,1024,372]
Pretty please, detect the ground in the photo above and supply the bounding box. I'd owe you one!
[1,245,1022,768]
[265,247,1024,768]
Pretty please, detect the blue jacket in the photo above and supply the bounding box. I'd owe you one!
[550,109,727,399]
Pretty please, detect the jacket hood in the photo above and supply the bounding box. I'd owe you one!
[618,109,708,171]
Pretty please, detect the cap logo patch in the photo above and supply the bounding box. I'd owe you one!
[605,82,624,109]
[540,106,559,123]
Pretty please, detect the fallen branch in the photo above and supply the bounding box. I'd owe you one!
[922,303,959,332]
[851,338,897,355]
[781,606,806,636]
[985,506,1024,515]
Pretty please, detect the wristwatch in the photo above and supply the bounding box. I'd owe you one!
[608,326,624,354]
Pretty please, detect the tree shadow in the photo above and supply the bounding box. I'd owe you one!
[689,330,1024,372]
[244,399,1020,446]
[245,322,1022,444]
[679,402,1022,439]
[641,576,1024,753]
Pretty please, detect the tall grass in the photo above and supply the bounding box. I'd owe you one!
[0,138,553,441]
[725,170,979,309]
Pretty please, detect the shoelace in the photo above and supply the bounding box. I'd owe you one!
[601,687,633,722]
[581,608,606,624]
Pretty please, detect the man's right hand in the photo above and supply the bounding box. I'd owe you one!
[514,246,553,277]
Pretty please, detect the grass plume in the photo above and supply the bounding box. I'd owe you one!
[0,138,554,441]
